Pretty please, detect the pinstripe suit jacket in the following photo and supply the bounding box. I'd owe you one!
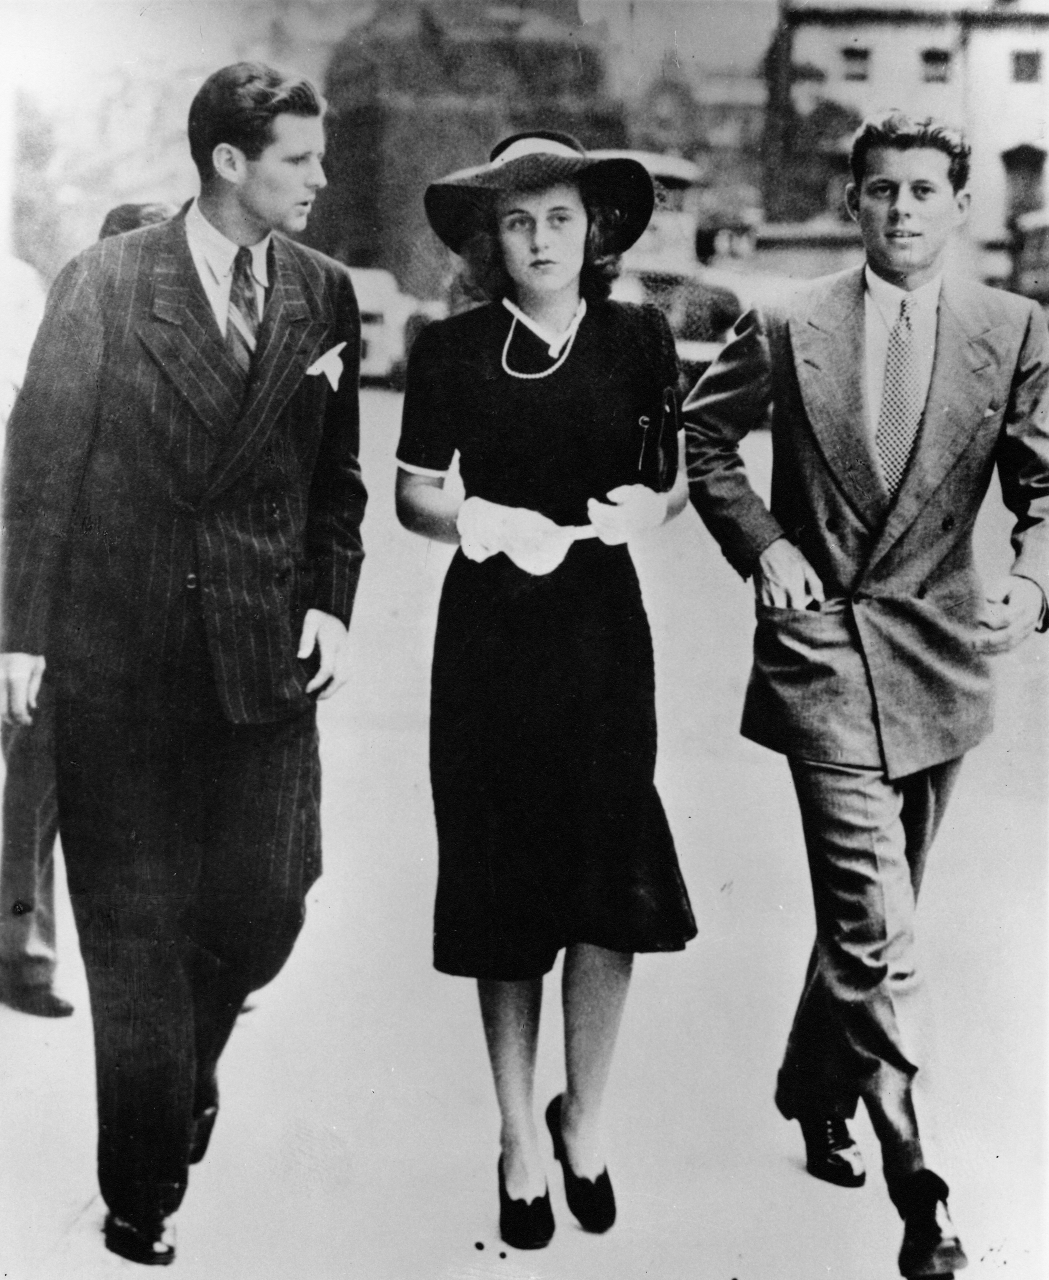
[684,267,1049,778]
[1,212,366,723]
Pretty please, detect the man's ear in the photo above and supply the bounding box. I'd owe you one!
[953,187,972,228]
[211,142,246,186]
[844,182,860,223]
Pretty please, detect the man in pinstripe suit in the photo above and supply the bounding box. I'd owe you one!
[0,64,365,1265]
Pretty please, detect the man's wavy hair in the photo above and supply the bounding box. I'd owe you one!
[456,179,622,305]
[189,62,326,183]
[849,110,970,193]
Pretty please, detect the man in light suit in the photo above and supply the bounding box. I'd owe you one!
[0,64,365,1265]
[684,111,1049,1278]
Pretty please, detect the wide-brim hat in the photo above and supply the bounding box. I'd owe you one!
[424,130,655,256]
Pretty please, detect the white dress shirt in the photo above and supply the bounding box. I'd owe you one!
[184,199,270,338]
[863,266,941,440]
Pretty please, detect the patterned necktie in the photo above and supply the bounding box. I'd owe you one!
[227,246,260,378]
[875,295,924,496]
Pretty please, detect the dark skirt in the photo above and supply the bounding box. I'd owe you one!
[430,538,696,980]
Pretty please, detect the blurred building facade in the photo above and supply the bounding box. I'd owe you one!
[304,0,626,298]
[764,0,1049,277]
[585,2,777,240]
[9,0,788,295]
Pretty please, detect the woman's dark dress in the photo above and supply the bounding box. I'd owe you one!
[397,300,697,980]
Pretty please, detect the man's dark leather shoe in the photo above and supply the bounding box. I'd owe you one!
[103,1213,176,1266]
[0,983,74,1018]
[797,1114,866,1187]
[895,1170,967,1277]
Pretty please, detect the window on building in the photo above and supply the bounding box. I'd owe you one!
[1012,51,1042,83]
[841,48,870,82]
[921,49,952,83]
[1002,144,1046,224]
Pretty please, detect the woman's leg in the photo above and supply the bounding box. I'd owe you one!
[478,977,547,1201]
[560,943,633,1178]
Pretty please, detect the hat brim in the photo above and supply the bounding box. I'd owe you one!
[424,154,654,256]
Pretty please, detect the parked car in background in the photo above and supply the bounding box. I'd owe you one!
[609,266,741,386]
[347,267,446,388]
[591,150,744,384]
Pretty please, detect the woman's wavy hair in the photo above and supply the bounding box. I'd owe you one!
[455,180,622,305]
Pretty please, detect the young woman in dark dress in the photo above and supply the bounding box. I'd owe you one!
[395,133,697,1250]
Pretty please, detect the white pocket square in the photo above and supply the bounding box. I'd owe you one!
[307,342,347,392]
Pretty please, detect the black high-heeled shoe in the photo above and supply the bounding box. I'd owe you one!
[545,1094,616,1233]
[497,1157,555,1249]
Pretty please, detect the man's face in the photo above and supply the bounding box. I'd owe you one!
[846,146,970,290]
[235,113,327,237]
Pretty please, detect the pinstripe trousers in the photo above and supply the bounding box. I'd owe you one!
[54,700,321,1228]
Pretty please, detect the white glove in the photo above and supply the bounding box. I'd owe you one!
[586,485,669,546]
[457,496,574,576]
[456,496,506,563]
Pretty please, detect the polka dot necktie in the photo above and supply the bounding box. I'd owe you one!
[227,246,260,379]
[875,296,924,496]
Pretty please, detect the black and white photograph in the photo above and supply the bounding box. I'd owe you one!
[0,1,1046,1277]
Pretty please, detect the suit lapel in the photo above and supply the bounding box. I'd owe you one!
[201,235,330,501]
[137,216,247,437]
[866,275,996,570]
[790,269,890,531]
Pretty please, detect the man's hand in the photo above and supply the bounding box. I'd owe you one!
[972,576,1046,656]
[587,484,669,545]
[754,538,826,610]
[297,609,351,698]
[0,653,46,725]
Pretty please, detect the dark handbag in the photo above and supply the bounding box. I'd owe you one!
[636,385,679,493]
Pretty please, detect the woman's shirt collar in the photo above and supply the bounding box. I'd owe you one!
[501,297,587,358]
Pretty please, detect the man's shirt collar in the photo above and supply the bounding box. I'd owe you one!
[185,199,271,290]
[864,264,941,328]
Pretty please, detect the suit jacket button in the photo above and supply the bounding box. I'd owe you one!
[185,571,199,591]
[916,584,928,598]
[825,517,839,534]
[942,515,956,531]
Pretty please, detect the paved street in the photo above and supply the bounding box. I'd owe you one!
[0,388,1045,1280]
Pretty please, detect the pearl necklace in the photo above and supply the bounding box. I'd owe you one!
[500,299,586,381]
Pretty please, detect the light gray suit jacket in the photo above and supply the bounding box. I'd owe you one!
[683,266,1049,779]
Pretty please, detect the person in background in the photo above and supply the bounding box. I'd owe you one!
[97,202,179,241]
[0,203,176,1021]
[396,132,696,1251]
[0,65,364,1265]
[684,110,1049,1279]
[0,251,59,1016]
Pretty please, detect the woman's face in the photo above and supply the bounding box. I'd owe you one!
[495,182,588,306]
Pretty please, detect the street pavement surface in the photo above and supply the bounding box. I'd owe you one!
[0,388,1045,1280]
